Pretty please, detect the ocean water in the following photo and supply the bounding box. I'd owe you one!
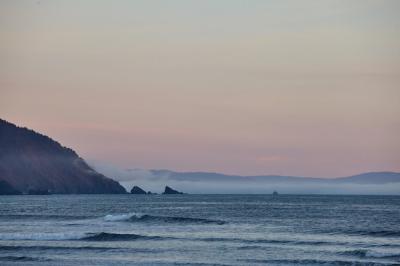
[0,195,399,266]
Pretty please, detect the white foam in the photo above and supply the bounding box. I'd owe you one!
[103,213,142,222]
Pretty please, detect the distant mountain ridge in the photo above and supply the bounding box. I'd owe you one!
[0,119,126,194]
[147,169,400,184]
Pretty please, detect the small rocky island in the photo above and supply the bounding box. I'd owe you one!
[130,185,147,194]
[163,186,184,194]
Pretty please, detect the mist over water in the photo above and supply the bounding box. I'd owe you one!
[90,162,400,195]
[119,180,400,195]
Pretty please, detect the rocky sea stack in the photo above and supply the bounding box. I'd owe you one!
[0,119,126,194]
[163,186,184,194]
[130,185,147,194]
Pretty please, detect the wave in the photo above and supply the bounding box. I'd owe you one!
[0,245,116,251]
[199,237,341,246]
[0,232,167,242]
[248,239,330,246]
[104,213,134,222]
[341,249,400,259]
[324,229,400,238]
[349,230,400,237]
[0,256,42,262]
[238,258,398,265]
[104,213,226,225]
[0,214,91,220]
[81,232,165,241]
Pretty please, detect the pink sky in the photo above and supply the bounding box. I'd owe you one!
[1,1,400,177]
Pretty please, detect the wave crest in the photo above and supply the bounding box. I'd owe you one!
[104,213,225,225]
[0,232,166,242]
[81,232,164,241]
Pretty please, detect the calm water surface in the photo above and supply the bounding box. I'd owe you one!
[0,194,399,265]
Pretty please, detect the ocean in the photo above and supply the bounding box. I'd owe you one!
[0,194,399,265]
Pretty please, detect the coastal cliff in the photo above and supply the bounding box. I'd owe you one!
[0,119,126,194]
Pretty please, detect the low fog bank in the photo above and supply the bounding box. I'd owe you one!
[118,180,400,195]
[90,161,400,195]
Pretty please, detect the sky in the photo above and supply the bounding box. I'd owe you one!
[1,0,399,177]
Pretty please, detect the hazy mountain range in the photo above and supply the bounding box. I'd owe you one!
[146,170,400,184]
[92,164,400,195]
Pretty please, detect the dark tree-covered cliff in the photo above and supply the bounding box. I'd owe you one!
[0,119,126,194]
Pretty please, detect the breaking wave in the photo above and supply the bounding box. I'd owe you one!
[104,213,226,225]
